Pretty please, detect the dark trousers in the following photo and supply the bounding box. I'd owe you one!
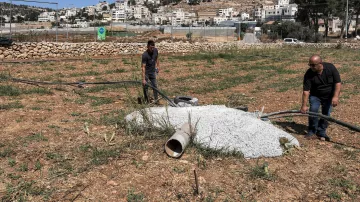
[143,74,158,103]
[308,95,332,137]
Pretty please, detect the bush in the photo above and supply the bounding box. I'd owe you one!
[186,32,192,40]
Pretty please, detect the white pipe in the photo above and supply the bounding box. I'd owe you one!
[164,123,194,158]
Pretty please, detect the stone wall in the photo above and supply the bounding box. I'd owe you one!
[0,41,359,60]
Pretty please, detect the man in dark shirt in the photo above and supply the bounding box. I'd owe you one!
[300,55,341,141]
[142,40,160,104]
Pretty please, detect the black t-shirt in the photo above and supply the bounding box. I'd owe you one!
[303,62,341,100]
[142,48,158,75]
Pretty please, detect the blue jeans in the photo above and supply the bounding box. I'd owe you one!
[308,95,332,137]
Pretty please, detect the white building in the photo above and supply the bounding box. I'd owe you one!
[256,0,298,22]
[38,12,56,22]
[131,5,151,20]
[112,9,127,22]
[218,8,235,18]
[241,13,250,21]
[169,9,195,26]
[152,13,168,25]
[85,6,96,15]
[65,8,78,18]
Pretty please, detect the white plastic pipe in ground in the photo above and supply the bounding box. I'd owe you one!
[164,123,194,158]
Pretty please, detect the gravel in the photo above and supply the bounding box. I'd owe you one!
[125,105,300,158]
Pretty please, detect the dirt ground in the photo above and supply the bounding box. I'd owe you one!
[0,47,359,201]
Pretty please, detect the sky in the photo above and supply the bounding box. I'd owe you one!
[0,0,113,9]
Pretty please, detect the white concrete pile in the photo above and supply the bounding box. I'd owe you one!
[125,105,300,158]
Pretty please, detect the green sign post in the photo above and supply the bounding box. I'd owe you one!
[97,27,106,41]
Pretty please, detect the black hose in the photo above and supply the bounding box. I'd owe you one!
[10,77,178,107]
[261,110,360,132]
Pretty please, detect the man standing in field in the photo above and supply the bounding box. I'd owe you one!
[142,40,160,104]
[300,55,341,141]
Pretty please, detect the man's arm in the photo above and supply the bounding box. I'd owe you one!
[332,83,341,107]
[141,63,146,85]
[156,55,160,73]
[300,91,310,113]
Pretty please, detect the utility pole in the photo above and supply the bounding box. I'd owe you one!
[10,0,12,39]
[345,0,348,42]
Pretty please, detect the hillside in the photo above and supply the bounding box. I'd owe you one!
[168,0,277,13]
[0,2,53,16]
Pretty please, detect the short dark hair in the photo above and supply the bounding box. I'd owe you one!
[147,40,155,46]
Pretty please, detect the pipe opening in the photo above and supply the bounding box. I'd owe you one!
[165,139,183,158]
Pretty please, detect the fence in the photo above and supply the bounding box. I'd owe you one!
[1,22,240,43]
[164,26,238,42]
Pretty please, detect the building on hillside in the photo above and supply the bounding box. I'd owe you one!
[255,0,297,22]
[169,9,196,26]
[97,1,110,12]
[218,8,235,18]
[65,8,78,18]
[38,12,56,22]
[131,5,151,20]
[197,11,217,24]
[241,13,250,21]
[85,6,96,15]
[152,13,168,25]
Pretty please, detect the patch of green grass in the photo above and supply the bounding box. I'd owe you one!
[25,133,48,142]
[328,191,342,200]
[31,106,42,110]
[8,158,16,167]
[79,144,93,152]
[3,180,48,201]
[7,173,21,180]
[0,72,11,81]
[35,160,42,171]
[89,96,113,106]
[70,112,81,117]
[24,87,53,95]
[91,147,121,165]
[122,58,131,65]
[99,110,125,126]
[46,152,63,161]
[0,85,21,96]
[65,65,76,70]
[127,189,145,202]
[269,78,302,92]
[194,74,254,93]
[18,163,29,172]
[329,178,357,192]
[249,162,276,181]
[0,148,16,158]
[97,59,110,65]
[192,143,243,159]
[75,97,88,105]
[105,68,126,74]
[0,101,24,110]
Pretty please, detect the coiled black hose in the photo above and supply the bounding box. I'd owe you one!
[261,110,360,132]
[10,77,178,107]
